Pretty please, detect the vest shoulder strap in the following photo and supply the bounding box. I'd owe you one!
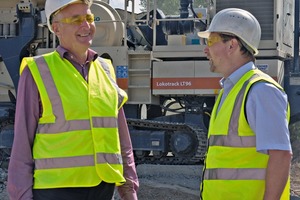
[97,57,116,82]
[244,71,285,122]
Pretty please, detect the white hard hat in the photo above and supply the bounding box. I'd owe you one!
[198,8,261,55]
[45,0,92,33]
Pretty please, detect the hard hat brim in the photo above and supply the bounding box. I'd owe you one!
[46,0,88,33]
[197,31,210,39]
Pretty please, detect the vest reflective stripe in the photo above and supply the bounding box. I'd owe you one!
[37,117,118,133]
[209,135,256,147]
[35,153,122,169]
[92,117,118,128]
[204,168,266,180]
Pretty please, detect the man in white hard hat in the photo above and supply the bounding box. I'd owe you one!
[7,0,139,200]
[198,8,292,200]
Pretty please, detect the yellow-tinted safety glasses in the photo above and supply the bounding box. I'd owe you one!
[57,14,95,25]
[206,35,222,47]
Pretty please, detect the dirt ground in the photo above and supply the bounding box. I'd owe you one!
[290,121,300,197]
[291,162,300,197]
[136,183,198,200]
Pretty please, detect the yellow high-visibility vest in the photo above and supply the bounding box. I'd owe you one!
[200,69,290,200]
[20,51,128,188]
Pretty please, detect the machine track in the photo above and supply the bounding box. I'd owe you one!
[127,118,207,165]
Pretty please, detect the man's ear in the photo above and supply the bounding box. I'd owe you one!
[52,23,61,37]
[229,38,239,51]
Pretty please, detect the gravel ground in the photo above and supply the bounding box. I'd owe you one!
[0,168,8,200]
[291,162,300,198]
[0,163,299,200]
[134,164,201,200]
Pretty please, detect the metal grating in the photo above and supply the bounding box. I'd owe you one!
[216,0,274,40]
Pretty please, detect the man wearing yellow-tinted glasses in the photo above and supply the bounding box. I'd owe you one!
[7,0,139,200]
[198,8,292,200]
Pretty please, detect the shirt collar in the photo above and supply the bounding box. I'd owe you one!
[56,45,99,63]
[219,61,256,88]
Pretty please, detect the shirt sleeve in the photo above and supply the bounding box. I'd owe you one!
[7,67,39,200]
[246,82,292,154]
[117,108,139,200]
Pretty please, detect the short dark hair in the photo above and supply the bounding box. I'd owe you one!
[219,33,255,61]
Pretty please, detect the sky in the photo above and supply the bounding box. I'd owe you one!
[109,0,142,13]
